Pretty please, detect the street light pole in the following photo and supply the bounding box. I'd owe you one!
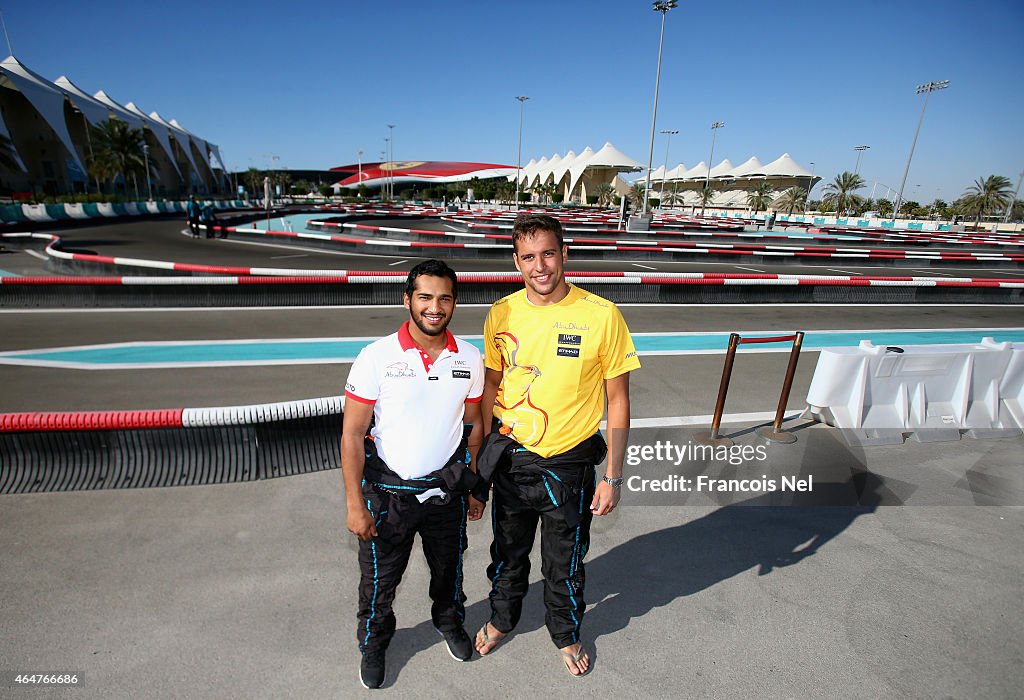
[701,121,724,217]
[143,144,152,201]
[357,149,363,198]
[386,124,395,201]
[807,162,815,210]
[659,129,677,209]
[853,144,870,175]
[515,95,529,210]
[893,80,949,221]
[642,1,678,218]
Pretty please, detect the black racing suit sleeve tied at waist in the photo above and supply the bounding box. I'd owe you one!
[362,427,480,498]
[475,431,608,527]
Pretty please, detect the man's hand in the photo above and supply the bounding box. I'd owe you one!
[590,480,620,516]
[467,495,486,521]
[347,504,378,541]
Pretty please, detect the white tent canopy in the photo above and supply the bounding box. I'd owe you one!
[93,90,144,131]
[709,159,735,179]
[730,156,766,178]
[151,111,199,174]
[53,76,112,127]
[0,56,85,171]
[125,102,180,178]
[762,153,814,177]
[170,119,214,171]
[681,161,709,180]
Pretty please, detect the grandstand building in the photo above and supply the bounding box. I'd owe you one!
[0,55,227,198]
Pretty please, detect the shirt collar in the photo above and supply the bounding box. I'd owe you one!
[398,321,458,353]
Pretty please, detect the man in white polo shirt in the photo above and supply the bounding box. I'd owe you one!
[340,259,485,690]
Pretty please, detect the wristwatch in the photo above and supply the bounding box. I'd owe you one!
[602,475,623,488]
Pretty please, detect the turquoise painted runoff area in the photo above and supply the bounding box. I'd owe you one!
[0,269,18,277]
[3,330,1024,367]
[248,213,331,232]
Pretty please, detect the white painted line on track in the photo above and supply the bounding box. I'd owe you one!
[216,237,410,260]
[827,268,862,275]
[910,269,955,277]
[388,259,409,266]
[733,266,767,273]
[24,250,49,261]
[632,263,657,270]
[270,254,308,260]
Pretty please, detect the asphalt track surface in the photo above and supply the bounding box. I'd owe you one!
[1,216,1022,698]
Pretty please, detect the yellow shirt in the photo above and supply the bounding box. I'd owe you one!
[483,284,641,458]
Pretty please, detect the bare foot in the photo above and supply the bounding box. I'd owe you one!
[560,642,590,676]
[474,622,506,655]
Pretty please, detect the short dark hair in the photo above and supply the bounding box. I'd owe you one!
[512,213,564,253]
[405,259,458,299]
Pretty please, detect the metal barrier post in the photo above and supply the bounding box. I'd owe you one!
[757,331,805,443]
[695,333,740,447]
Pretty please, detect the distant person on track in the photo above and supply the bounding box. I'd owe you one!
[186,195,200,237]
[340,260,486,689]
[200,202,216,239]
[473,213,641,677]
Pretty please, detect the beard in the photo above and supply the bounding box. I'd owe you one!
[411,309,450,337]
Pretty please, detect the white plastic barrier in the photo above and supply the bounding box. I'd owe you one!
[21,204,52,222]
[804,339,1024,445]
[97,203,117,217]
[65,203,90,219]
[124,202,140,216]
[145,202,161,214]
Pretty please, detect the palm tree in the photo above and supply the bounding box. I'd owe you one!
[245,168,263,195]
[776,187,808,215]
[536,182,558,205]
[698,184,716,212]
[822,171,866,216]
[746,182,774,215]
[496,180,516,205]
[594,182,617,207]
[89,119,149,195]
[626,183,647,211]
[959,175,1013,226]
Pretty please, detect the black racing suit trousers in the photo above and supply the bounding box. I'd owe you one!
[356,485,469,654]
[485,462,596,649]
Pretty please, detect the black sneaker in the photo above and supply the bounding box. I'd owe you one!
[435,625,473,661]
[359,650,386,689]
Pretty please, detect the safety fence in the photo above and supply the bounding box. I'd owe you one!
[0,397,343,494]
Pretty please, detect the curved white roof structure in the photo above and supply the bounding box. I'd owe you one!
[681,161,709,180]
[125,102,181,178]
[0,56,84,170]
[730,156,766,178]
[151,112,199,172]
[762,153,814,177]
[53,76,112,127]
[0,55,223,194]
[709,159,735,179]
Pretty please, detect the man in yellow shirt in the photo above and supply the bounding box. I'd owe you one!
[474,213,640,676]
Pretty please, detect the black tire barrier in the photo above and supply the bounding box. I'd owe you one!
[0,414,341,494]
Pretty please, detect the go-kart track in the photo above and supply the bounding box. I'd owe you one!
[1,204,1022,698]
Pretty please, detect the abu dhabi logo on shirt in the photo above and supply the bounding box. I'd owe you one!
[384,361,416,378]
[553,321,590,331]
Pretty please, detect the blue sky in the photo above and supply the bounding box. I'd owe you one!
[8,0,1023,202]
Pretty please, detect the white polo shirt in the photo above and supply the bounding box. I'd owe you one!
[345,321,484,483]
